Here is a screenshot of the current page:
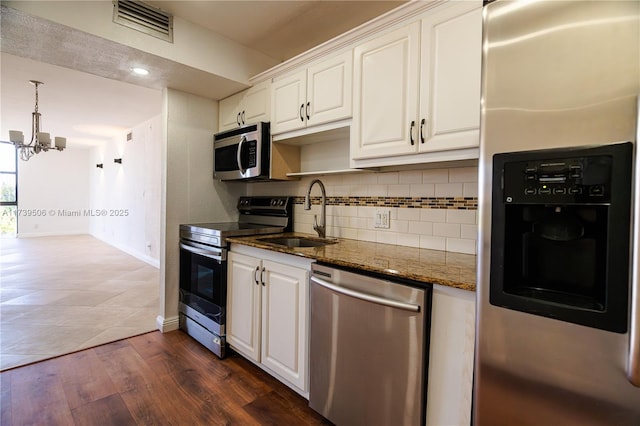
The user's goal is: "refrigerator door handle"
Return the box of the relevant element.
[629,95,640,387]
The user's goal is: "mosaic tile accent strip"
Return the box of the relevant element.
[294,196,478,210]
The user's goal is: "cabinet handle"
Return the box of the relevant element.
[306,102,310,120]
[237,112,241,126]
[420,118,425,144]
[261,267,266,286]
[300,104,305,122]
[241,110,245,125]
[254,266,260,285]
[410,120,416,145]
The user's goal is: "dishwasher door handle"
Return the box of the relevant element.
[310,276,421,312]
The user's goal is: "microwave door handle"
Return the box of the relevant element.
[629,95,640,387]
[236,135,247,175]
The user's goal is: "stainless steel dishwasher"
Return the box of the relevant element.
[309,263,432,426]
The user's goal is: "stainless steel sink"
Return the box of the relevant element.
[258,236,338,248]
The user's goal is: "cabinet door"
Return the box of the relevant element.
[243,80,271,125]
[219,90,245,132]
[271,70,307,134]
[227,252,262,362]
[351,22,421,160]
[261,259,309,392]
[426,285,475,426]
[419,4,482,152]
[306,51,353,127]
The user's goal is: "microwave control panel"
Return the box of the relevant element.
[502,154,613,204]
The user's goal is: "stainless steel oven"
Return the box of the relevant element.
[213,122,270,181]
[179,196,292,358]
[179,234,227,357]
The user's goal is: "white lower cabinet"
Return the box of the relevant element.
[227,249,311,395]
[228,245,476,410]
[426,284,476,426]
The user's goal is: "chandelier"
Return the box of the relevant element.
[9,80,66,161]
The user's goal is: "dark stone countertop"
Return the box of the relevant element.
[226,232,476,292]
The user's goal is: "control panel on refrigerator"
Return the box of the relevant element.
[503,155,613,204]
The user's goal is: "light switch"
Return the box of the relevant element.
[375,209,390,229]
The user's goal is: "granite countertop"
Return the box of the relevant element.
[226,232,476,291]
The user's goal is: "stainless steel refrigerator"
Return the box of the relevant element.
[475,1,640,424]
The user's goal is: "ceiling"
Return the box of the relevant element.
[0,0,405,149]
[145,1,405,62]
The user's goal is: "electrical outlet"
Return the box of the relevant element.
[374,209,390,229]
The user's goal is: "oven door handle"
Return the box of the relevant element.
[236,135,247,175]
[180,242,225,262]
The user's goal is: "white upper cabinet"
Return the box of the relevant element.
[419,5,482,153]
[218,80,271,132]
[219,90,244,131]
[351,22,421,158]
[351,1,482,166]
[306,52,353,128]
[271,50,353,135]
[270,69,307,134]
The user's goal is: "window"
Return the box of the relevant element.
[0,142,17,236]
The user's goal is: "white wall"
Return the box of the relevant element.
[16,115,163,265]
[158,88,244,332]
[90,115,162,266]
[17,147,91,237]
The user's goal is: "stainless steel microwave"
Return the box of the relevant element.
[213,122,270,181]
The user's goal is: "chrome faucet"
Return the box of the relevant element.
[304,179,326,238]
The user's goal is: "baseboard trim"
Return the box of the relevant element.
[156,315,179,333]
[91,234,160,268]
[17,231,87,238]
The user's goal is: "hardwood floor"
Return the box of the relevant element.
[0,330,331,426]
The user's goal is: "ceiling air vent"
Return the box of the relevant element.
[112,0,173,43]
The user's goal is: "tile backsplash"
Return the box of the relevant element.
[247,166,479,255]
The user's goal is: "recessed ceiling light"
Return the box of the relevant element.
[132,67,149,76]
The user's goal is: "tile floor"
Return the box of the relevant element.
[0,234,159,371]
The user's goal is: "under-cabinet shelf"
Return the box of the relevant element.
[286,168,368,177]
[272,122,367,177]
